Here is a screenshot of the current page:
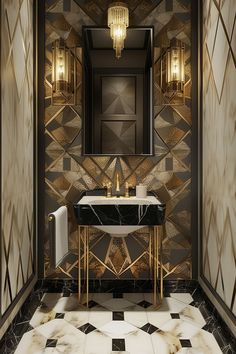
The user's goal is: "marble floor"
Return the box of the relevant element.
[9,291,227,354]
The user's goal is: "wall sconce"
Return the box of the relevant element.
[51,39,76,105]
[108,2,129,59]
[161,39,185,105]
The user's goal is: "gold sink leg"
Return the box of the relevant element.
[77,225,90,307]
[78,225,81,303]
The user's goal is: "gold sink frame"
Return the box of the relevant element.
[77,225,165,308]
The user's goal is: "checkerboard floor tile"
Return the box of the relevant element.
[13,293,223,354]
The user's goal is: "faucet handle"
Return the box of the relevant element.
[103,182,112,198]
[125,182,130,198]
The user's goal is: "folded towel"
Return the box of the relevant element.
[49,206,69,268]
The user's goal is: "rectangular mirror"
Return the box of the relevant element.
[83,26,153,156]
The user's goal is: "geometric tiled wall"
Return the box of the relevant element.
[44,0,193,280]
[202,0,236,315]
[1,0,35,315]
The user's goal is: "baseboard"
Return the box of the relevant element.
[199,275,236,337]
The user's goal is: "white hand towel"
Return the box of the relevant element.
[49,206,69,268]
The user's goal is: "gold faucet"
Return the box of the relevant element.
[124,182,130,198]
[116,173,120,193]
[104,182,112,198]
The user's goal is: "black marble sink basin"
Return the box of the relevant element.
[73,194,166,228]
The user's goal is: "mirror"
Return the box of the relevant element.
[83,27,153,156]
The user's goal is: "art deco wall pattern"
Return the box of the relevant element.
[202,0,236,316]
[44,0,192,280]
[1,0,34,315]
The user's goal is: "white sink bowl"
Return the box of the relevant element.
[78,196,160,205]
[78,196,160,237]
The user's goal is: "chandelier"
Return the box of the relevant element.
[108,2,129,59]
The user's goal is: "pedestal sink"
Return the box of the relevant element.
[73,195,165,237]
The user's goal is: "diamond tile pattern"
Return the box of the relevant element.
[44,0,192,280]
[202,1,236,317]
[1,0,34,315]
[14,292,223,354]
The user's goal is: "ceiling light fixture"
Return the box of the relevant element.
[108,2,129,59]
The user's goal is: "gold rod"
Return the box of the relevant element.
[86,226,89,307]
[153,226,157,306]
[78,226,81,302]
[149,227,152,277]
[160,224,164,300]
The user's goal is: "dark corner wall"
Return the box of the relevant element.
[201,0,236,336]
[0,0,37,337]
[43,0,195,281]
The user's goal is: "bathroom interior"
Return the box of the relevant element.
[0,0,236,353]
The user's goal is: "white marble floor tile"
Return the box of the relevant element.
[99,320,138,338]
[14,330,46,354]
[151,330,181,354]
[88,310,112,328]
[160,319,222,354]
[40,293,63,309]
[146,298,188,328]
[123,293,144,304]
[160,319,202,338]
[125,328,154,354]
[190,329,223,354]
[91,292,113,305]
[124,309,148,328]
[29,307,56,328]
[84,330,112,354]
[170,293,194,305]
[100,298,137,311]
[179,306,206,328]
[15,319,86,354]
[64,310,90,328]
[41,293,81,313]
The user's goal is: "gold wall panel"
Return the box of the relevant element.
[1,0,35,315]
[44,0,192,280]
[202,0,236,315]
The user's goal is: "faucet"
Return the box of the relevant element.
[103,182,112,198]
[116,173,120,193]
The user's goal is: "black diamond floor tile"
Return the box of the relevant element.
[180,339,192,348]
[113,293,123,298]
[113,311,124,321]
[45,339,57,348]
[78,323,97,334]
[112,338,125,351]
[137,300,152,308]
[86,300,99,308]
[140,323,159,334]
[55,313,65,319]
[170,313,180,319]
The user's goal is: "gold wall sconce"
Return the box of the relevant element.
[107,2,129,59]
[51,39,76,105]
[161,38,185,105]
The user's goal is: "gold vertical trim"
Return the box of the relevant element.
[78,226,81,302]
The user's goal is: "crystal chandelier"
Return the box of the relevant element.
[108,2,129,59]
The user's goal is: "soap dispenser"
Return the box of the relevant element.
[136,183,147,198]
